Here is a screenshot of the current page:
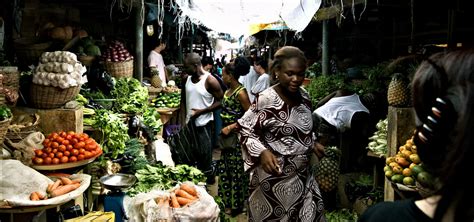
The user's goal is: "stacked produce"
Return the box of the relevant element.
[33,51,87,89]
[150,92,180,108]
[367,118,388,156]
[155,183,200,208]
[33,131,102,165]
[384,135,434,188]
[102,40,133,62]
[29,177,82,201]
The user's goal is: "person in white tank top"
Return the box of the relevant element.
[181,53,223,183]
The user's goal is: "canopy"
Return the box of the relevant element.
[175,0,321,38]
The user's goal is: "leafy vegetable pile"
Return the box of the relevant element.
[127,163,206,197]
[325,209,359,222]
[0,105,12,121]
[93,109,130,159]
[112,78,149,114]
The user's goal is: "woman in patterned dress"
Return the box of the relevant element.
[238,46,326,221]
[217,57,252,215]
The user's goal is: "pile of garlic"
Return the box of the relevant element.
[32,51,87,89]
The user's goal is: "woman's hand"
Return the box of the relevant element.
[260,150,282,175]
[221,125,232,135]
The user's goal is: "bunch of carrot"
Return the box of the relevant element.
[29,177,82,201]
[155,183,199,208]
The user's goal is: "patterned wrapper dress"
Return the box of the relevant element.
[238,87,326,222]
[218,85,249,212]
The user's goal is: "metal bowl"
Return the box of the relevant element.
[99,173,137,191]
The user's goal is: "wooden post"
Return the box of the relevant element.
[384,106,417,201]
[134,1,144,82]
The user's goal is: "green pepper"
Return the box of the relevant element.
[0,106,12,121]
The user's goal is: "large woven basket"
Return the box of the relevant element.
[105,59,134,78]
[0,117,12,144]
[30,84,81,109]
[14,38,52,68]
[6,113,40,143]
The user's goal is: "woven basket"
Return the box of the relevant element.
[14,38,52,68]
[105,59,134,78]
[30,84,81,109]
[79,55,96,66]
[0,117,12,144]
[0,67,20,91]
[6,114,40,143]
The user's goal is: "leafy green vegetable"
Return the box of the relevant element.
[140,107,162,140]
[93,109,130,159]
[305,74,345,107]
[112,78,149,114]
[0,106,12,121]
[325,209,359,222]
[127,163,206,197]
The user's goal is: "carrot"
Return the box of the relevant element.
[50,183,80,197]
[60,177,73,185]
[176,196,194,206]
[30,192,39,201]
[36,192,46,200]
[180,184,197,196]
[170,193,180,208]
[47,184,53,193]
[71,179,82,184]
[50,179,62,192]
[176,189,197,200]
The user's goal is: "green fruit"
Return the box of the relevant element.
[384,165,391,172]
[385,170,393,178]
[417,171,434,187]
[411,165,424,177]
[391,174,404,184]
[403,177,415,186]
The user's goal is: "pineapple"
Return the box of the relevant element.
[315,146,341,192]
[387,73,411,107]
[151,68,162,88]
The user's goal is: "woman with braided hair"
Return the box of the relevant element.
[360,49,474,222]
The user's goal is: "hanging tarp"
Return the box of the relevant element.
[174,0,321,37]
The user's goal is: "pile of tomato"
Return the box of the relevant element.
[33,131,102,165]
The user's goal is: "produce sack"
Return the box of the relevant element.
[125,182,219,222]
[0,159,91,207]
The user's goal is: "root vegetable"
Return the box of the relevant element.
[179,184,197,196]
[71,179,82,184]
[60,177,73,185]
[170,193,180,208]
[30,192,40,201]
[175,189,197,200]
[176,196,194,206]
[36,192,46,200]
[50,179,62,192]
[50,183,80,197]
[47,184,53,193]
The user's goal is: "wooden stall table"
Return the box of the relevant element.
[366,150,385,190]
[156,107,179,125]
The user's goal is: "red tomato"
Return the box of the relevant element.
[33,157,43,165]
[75,141,85,149]
[84,151,92,159]
[51,142,59,148]
[56,137,64,144]
[43,139,50,145]
[34,149,43,156]
[43,142,51,148]
[77,154,85,161]
[60,131,67,138]
[58,145,66,152]
[79,148,85,154]
[85,144,96,150]
[52,158,60,164]
[64,150,71,157]
[44,147,52,154]
[41,153,48,158]
[81,133,89,139]
[66,145,73,151]
[48,153,55,158]
[71,138,79,145]
[62,140,70,146]
[69,156,77,162]
[67,131,75,135]
[60,156,68,163]
[44,157,52,165]
[66,135,73,140]
[71,149,79,156]
[55,152,63,158]
[52,148,58,153]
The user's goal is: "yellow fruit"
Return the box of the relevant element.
[392,166,403,174]
[389,162,400,168]
[399,146,407,152]
[409,163,417,169]
[406,139,414,147]
[384,165,391,172]
[411,145,417,154]
[409,154,421,164]
[402,168,412,177]
[403,177,415,185]
[385,170,393,178]
[396,157,410,167]
[401,150,412,159]
[386,157,396,165]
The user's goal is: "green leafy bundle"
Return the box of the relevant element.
[305,74,345,107]
[112,78,149,114]
[93,109,130,159]
[0,106,12,121]
[127,163,205,197]
[140,107,162,139]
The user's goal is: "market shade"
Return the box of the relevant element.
[175,0,321,37]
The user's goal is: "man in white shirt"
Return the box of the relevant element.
[251,57,270,98]
[147,42,167,83]
[238,57,258,103]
